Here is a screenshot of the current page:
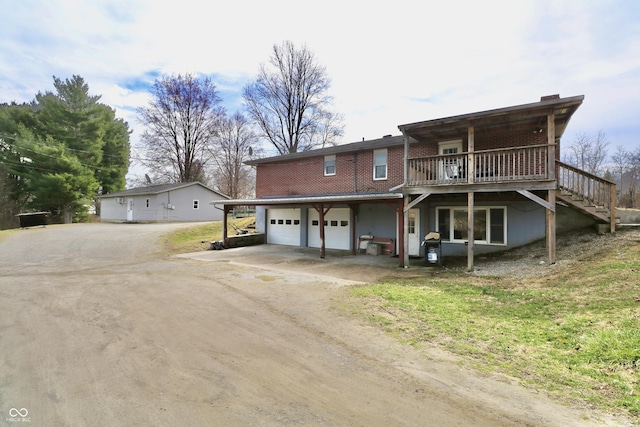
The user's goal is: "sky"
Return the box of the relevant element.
[1,0,639,183]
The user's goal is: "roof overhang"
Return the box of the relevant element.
[398,95,584,142]
[212,192,403,207]
[245,135,405,166]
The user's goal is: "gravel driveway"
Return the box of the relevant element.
[0,223,628,426]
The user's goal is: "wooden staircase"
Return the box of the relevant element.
[556,161,617,231]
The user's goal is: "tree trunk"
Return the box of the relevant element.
[64,206,73,224]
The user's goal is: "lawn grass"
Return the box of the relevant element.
[0,228,19,244]
[161,216,256,253]
[344,234,640,419]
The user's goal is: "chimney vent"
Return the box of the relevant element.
[540,94,560,102]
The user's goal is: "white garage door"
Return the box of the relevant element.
[308,208,350,250]
[267,208,301,246]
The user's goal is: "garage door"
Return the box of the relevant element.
[267,208,301,246]
[308,208,350,250]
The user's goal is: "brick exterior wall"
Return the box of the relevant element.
[255,129,555,198]
[255,146,406,198]
[406,129,549,155]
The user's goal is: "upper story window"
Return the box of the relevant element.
[324,155,336,176]
[193,200,199,209]
[373,149,387,180]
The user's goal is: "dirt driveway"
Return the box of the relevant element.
[0,223,628,426]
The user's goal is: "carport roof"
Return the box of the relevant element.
[212,192,403,207]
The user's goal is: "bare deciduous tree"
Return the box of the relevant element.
[611,145,630,188]
[564,130,609,176]
[209,112,257,199]
[137,73,225,183]
[627,147,640,208]
[243,41,344,155]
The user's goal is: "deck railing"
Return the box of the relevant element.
[407,144,552,186]
[557,161,616,210]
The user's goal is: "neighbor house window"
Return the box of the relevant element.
[145,198,150,208]
[193,200,199,209]
[324,155,336,176]
[373,149,387,180]
[436,207,506,245]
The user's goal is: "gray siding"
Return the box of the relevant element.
[99,198,128,222]
[425,201,597,257]
[252,199,598,256]
[354,203,398,241]
[100,185,227,222]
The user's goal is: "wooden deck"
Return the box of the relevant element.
[405,147,617,232]
[406,145,558,194]
[407,144,553,187]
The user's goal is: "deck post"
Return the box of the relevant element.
[402,197,408,268]
[467,125,475,184]
[467,192,474,272]
[222,205,230,247]
[610,184,617,234]
[403,135,409,184]
[547,113,556,180]
[318,204,326,259]
[546,189,557,264]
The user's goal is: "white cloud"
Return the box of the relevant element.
[1,0,639,180]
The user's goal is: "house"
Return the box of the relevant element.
[217,95,616,270]
[99,182,229,223]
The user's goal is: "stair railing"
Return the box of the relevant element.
[557,161,616,210]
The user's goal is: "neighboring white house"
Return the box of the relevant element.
[98,182,229,223]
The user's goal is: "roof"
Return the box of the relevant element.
[98,182,230,199]
[398,95,584,141]
[212,192,403,207]
[246,95,584,166]
[245,135,405,165]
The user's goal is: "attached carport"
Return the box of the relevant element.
[213,193,406,267]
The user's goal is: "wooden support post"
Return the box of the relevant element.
[396,200,410,268]
[222,205,230,247]
[547,113,556,180]
[546,189,557,264]
[610,184,617,234]
[403,196,409,268]
[318,204,326,259]
[467,125,474,184]
[403,135,409,184]
[467,192,474,272]
[312,203,333,259]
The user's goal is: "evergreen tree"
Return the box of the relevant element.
[96,105,130,194]
[0,76,130,225]
[0,103,37,228]
[14,126,99,223]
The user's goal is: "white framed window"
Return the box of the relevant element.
[145,198,150,208]
[193,200,199,209]
[324,155,336,176]
[373,149,387,180]
[436,206,506,245]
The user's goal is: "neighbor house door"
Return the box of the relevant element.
[127,198,134,221]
